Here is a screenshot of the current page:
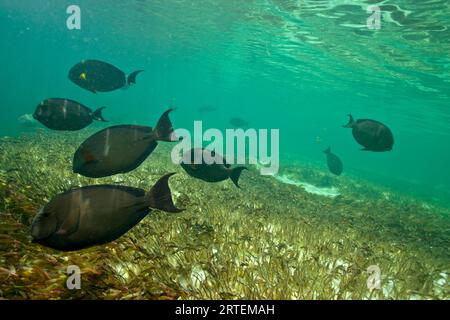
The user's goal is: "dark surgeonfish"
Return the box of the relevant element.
[73,108,176,178]
[343,114,394,152]
[69,59,144,93]
[31,173,183,251]
[198,105,217,113]
[33,98,108,131]
[180,148,247,188]
[229,118,249,128]
[323,147,343,176]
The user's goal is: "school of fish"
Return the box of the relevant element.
[30,59,395,251]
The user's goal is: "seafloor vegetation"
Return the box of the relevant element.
[0,129,448,299]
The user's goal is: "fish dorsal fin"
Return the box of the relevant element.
[56,207,80,236]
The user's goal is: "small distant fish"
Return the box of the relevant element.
[33,98,108,131]
[323,147,343,176]
[198,105,217,113]
[180,148,247,188]
[343,114,394,152]
[18,114,38,127]
[229,118,249,128]
[31,173,183,251]
[68,59,144,93]
[73,108,176,178]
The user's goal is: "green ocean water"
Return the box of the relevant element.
[0,1,449,300]
[1,1,449,207]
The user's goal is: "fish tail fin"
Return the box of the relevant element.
[343,114,355,128]
[146,173,184,213]
[127,70,144,85]
[323,147,331,154]
[154,108,176,142]
[92,107,108,122]
[229,166,248,188]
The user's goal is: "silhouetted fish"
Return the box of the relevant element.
[229,118,249,128]
[198,105,217,113]
[73,108,176,178]
[69,60,143,93]
[180,148,247,188]
[343,114,394,152]
[33,98,108,131]
[31,173,183,251]
[323,147,343,176]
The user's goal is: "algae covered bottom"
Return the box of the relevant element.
[0,131,448,300]
[1,0,450,301]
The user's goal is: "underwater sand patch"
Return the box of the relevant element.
[274,174,340,198]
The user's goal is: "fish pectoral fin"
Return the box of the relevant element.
[81,148,101,164]
[56,207,81,236]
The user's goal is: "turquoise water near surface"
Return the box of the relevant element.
[0,1,449,206]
